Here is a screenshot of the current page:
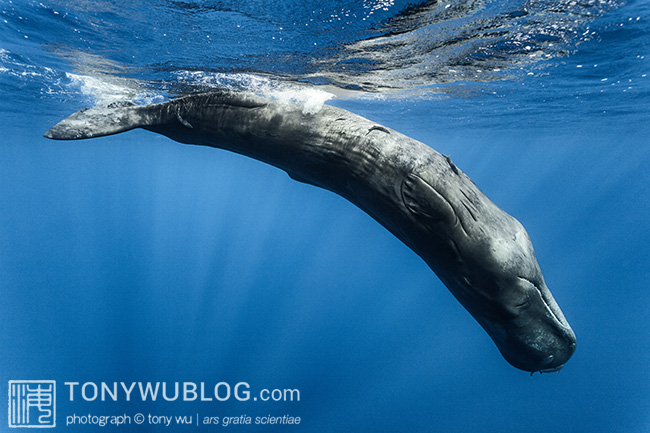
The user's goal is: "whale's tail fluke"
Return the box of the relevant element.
[44,101,153,140]
[44,92,266,141]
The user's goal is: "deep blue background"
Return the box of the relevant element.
[1,0,649,431]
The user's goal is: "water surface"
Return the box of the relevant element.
[1,0,649,431]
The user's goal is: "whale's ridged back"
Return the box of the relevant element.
[44,101,152,140]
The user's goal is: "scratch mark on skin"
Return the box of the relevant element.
[176,110,193,128]
[367,125,391,135]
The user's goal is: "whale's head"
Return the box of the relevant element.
[402,161,576,373]
[458,224,577,373]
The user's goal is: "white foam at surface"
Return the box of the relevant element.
[65,72,162,106]
[174,70,335,114]
[63,70,336,113]
[265,87,336,115]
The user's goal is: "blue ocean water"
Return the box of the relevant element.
[1,0,649,431]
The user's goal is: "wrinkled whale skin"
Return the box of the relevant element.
[45,92,576,372]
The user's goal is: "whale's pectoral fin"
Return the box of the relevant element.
[44,101,152,140]
[401,173,456,224]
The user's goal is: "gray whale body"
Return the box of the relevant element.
[45,91,576,373]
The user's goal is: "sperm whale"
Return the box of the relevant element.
[45,91,576,372]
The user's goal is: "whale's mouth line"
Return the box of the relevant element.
[531,359,565,375]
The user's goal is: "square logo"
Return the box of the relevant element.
[8,381,56,428]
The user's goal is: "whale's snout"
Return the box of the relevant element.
[537,336,577,374]
[477,275,577,373]
[480,313,576,373]
[517,322,577,374]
